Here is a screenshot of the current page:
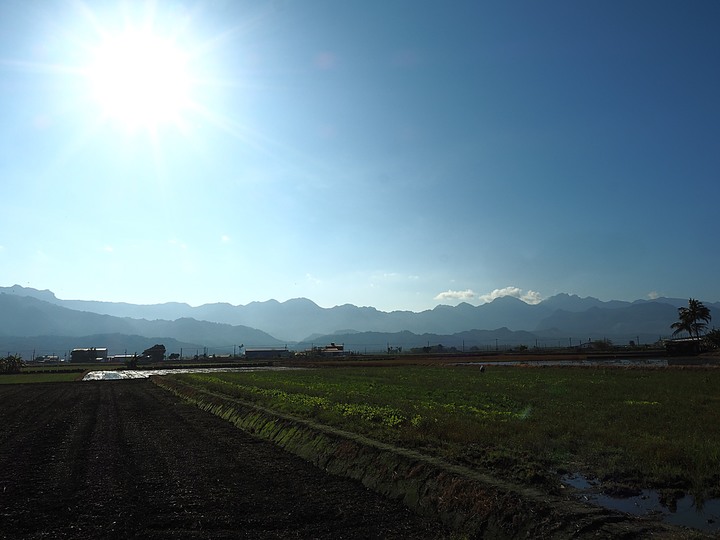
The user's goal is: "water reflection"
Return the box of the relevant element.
[563,474,720,533]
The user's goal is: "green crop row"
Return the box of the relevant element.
[173,366,720,500]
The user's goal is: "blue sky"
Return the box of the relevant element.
[1,1,718,312]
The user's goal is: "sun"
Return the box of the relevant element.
[88,29,192,132]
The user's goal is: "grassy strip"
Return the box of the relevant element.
[173,365,720,500]
[154,375,676,539]
[0,372,83,383]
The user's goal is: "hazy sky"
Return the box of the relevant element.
[1,1,718,312]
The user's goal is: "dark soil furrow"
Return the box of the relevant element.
[0,380,450,539]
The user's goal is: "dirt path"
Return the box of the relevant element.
[0,380,450,539]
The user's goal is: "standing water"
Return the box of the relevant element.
[563,474,720,533]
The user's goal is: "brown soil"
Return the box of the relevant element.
[0,380,451,539]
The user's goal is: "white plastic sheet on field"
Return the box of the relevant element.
[82,366,299,381]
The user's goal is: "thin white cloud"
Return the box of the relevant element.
[220,234,231,243]
[647,291,660,300]
[434,287,543,305]
[522,290,543,304]
[477,286,543,305]
[434,289,476,301]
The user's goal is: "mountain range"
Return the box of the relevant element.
[1,285,717,357]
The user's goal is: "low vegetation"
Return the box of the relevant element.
[0,354,24,374]
[174,365,720,501]
[0,372,82,383]
[0,355,91,383]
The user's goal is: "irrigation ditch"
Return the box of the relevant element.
[152,376,700,539]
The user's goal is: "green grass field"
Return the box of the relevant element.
[175,365,720,500]
[0,372,83,383]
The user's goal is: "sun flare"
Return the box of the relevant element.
[88,30,191,131]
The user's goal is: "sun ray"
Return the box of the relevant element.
[0,58,85,76]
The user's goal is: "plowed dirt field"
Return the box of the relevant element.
[0,380,450,539]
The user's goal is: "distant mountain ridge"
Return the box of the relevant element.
[1,285,717,351]
[0,293,284,356]
[0,334,200,360]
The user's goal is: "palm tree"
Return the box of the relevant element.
[671,298,712,342]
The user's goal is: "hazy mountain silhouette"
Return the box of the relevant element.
[1,285,717,349]
[0,334,200,359]
[540,293,631,311]
[0,293,283,355]
[535,303,681,340]
[296,327,542,352]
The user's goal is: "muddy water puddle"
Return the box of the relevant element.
[563,473,720,533]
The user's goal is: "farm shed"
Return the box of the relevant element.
[245,347,292,360]
[70,347,108,363]
[664,338,703,356]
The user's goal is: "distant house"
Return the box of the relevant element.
[244,347,292,360]
[70,347,108,363]
[310,343,348,357]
